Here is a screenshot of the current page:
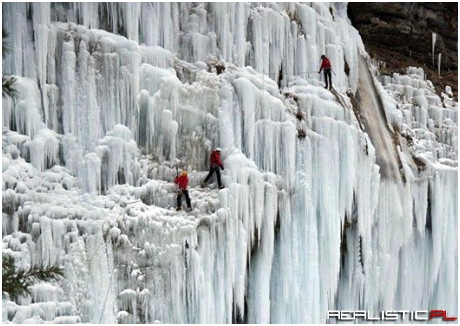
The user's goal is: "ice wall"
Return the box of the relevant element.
[2,2,457,324]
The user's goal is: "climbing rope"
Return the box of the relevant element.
[98,268,115,323]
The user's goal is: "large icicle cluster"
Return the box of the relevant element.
[2,2,457,324]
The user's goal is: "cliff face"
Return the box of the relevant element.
[1,3,457,324]
[348,3,458,98]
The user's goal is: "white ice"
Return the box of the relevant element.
[2,2,457,324]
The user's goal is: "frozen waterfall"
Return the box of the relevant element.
[2,2,457,324]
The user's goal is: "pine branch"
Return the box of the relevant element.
[2,75,18,99]
[2,29,17,99]
[3,29,11,59]
[2,253,64,301]
[25,264,65,283]
[2,253,29,301]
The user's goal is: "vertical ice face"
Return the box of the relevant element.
[2,2,457,324]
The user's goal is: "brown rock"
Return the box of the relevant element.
[347,3,458,99]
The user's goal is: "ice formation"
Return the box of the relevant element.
[2,3,457,324]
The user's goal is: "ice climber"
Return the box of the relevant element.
[201,147,225,189]
[175,171,192,211]
[318,54,333,89]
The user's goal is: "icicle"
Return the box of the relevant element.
[432,32,436,67]
[29,129,59,171]
[61,36,77,136]
[438,52,441,77]
[122,3,141,42]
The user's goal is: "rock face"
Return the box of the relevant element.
[348,3,458,98]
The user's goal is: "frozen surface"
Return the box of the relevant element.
[2,2,457,324]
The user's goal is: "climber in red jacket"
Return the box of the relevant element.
[201,147,224,189]
[318,54,333,89]
[175,171,192,211]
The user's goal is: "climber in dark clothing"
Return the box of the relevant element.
[201,147,224,189]
[175,171,192,211]
[318,54,333,89]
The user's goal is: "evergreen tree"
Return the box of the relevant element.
[2,29,18,99]
[2,75,17,98]
[2,253,64,301]
[2,29,11,58]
